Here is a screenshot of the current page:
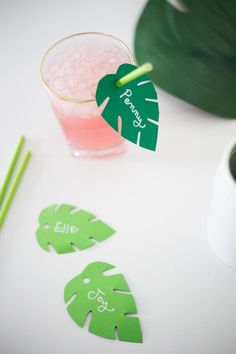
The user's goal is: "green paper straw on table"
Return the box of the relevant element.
[0,136,25,206]
[0,137,31,230]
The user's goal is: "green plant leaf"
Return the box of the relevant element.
[36,204,115,254]
[135,0,236,118]
[96,63,159,151]
[64,261,142,343]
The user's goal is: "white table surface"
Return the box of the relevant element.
[0,1,236,353]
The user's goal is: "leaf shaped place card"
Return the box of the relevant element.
[96,62,159,151]
[36,204,115,254]
[64,261,142,343]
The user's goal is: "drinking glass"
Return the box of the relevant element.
[41,32,133,157]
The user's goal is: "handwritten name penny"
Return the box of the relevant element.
[119,89,146,129]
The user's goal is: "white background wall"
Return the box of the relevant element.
[0,1,236,353]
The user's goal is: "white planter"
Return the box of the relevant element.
[208,138,236,268]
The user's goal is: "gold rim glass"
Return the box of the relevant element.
[40,32,134,104]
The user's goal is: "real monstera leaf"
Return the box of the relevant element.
[36,204,115,254]
[96,63,159,151]
[64,261,143,343]
[135,0,236,118]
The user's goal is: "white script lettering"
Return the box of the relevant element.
[88,288,115,313]
[119,89,146,129]
[54,222,78,234]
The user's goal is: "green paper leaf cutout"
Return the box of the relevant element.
[64,261,143,343]
[36,204,115,254]
[96,63,159,151]
[135,0,236,118]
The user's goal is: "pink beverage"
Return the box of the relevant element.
[41,33,133,157]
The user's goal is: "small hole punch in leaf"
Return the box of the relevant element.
[96,63,159,151]
[64,261,143,343]
[36,204,115,254]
